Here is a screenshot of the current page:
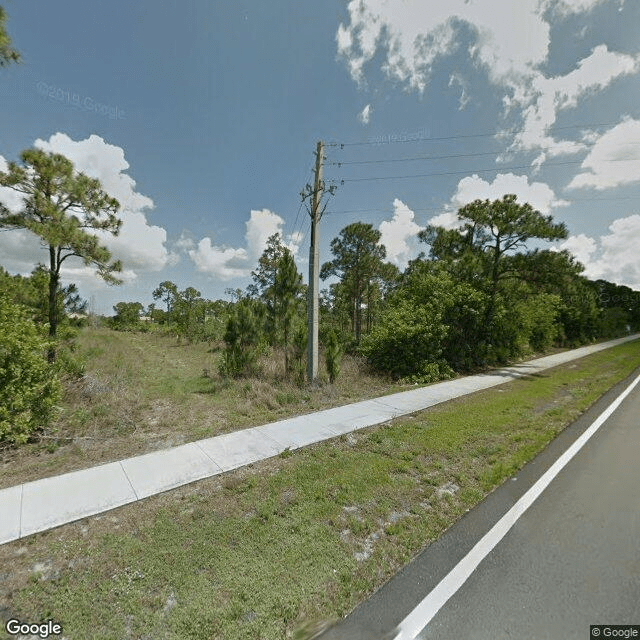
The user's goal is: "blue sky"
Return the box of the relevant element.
[1,0,639,314]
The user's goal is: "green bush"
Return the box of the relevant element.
[359,299,449,378]
[219,299,262,377]
[0,300,62,444]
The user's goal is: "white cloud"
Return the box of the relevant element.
[427,210,461,230]
[567,118,640,190]
[188,208,303,280]
[1,134,174,280]
[511,45,639,157]
[427,172,567,230]
[450,173,568,213]
[35,133,153,215]
[0,228,45,275]
[560,215,640,289]
[337,0,551,92]
[175,232,195,252]
[378,198,422,267]
[358,103,372,124]
[189,239,249,280]
[0,155,27,214]
[336,1,640,164]
[558,233,598,266]
[543,0,614,16]
[32,133,174,273]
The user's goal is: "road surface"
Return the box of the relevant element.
[321,367,640,640]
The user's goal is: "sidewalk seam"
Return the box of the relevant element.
[118,461,140,501]
[192,441,223,472]
[18,483,24,539]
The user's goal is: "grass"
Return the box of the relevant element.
[0,326,409,489]
[1,339,639,639]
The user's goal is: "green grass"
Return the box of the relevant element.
[0,327,405,489]
[1,339,639,639]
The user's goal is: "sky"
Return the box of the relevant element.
[1,0,639,314]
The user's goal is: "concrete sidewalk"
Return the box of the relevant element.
[1,334,638,545]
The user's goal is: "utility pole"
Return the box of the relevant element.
[307,140,324,382]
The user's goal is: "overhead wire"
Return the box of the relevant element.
[329,157,638,184]
[324,195,640,217]
[287,163,315,245]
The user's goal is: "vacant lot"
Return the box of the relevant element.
[0,326,411,489]
[1,338,639,640]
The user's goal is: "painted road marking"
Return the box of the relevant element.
[394,372,640,640]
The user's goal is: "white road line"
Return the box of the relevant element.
[394,372,640,640]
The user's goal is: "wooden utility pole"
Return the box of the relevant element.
[307,140,324,382]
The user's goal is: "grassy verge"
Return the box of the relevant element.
[1,339,639,639]
[0,327,408,489]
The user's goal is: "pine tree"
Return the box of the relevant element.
[320,223,387,343]
[248,233,286,346]
[0,149,122,360]
[274,249,303,375]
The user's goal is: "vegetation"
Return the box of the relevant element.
[352,196,638,377]
[2,339,639,639]
[0,5,20,67]
[0,300,61,444]
[220,296,263,378]
[320,222,394,343]
[0,148,122,360]
[324,329,341,384]
[0,326,405,488]
[2,184,639,449]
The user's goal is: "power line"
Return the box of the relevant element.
[331,157,639,184]
[327,141,640,168]
[324,195,640,217]
[287,163,315,243]
[328,149,500,167]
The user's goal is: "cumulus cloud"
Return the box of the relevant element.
[559,215,640,289]
[378,199,422,267]
[358,103,372,124]
[174,232,196,252]
[426,173,568,230]
[34,133,153,213]
[32,133,176,273]
[336,0,639,164]
[188,209,303,280]
[452,173,568,212]
[543,0,615,16]
[511,45,639,158]
[0,155,25,214]
[558,233,598,266]
[567,118,640,190]
[1,134,175,282]
[337,0,550,91]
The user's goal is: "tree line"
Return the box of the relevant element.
[1,145,639,445]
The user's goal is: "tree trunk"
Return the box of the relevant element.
[355,283,362,343]
[483,240,503,346]
[284,323,289,376]
[47,246,59,363]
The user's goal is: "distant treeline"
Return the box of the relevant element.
[101,196,639,382]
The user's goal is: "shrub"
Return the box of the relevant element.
[359,299,449,378]
[0,300,62,444]
[219,299,262,377]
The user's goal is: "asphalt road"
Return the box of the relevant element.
[320,367,640,640]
